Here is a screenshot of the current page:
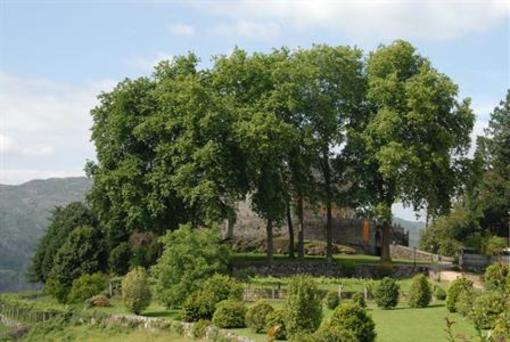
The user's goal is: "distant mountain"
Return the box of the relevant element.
[0,177,91,291]
[392,217,426,248]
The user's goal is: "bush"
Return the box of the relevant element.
[121,267,151,314]
[67,272,108,303]
[151,225,230,308]
[266,308,287,340]
[484,263,509,292]
[433,286,446,300]
[182,274,243,322]
[352,292,367,308]
[324,291,340,310]
[320,302,376,342]
[191,319,211,339]
[408,274,432,308]
[492,310,510,341]
[86,294,110,308]
[455,287,477,317]
[374,277,399,309]
[446,277,473,313]
[212,300,247,328]
[285,275,322,336]
[109,242,132,275]
[246,300,274,333]
[471,292,507,331]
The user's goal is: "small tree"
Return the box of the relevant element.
[212,300,247,328]
[446,277,473,313]
[122,267,151,314]
[324,291,340,310]
[374,277,399,309]
[285,275,322,336]
[68,272,108,303]
[352,292,367,308]
[408,274,432,308]
[320,303,376,342]
[109,242,132,275]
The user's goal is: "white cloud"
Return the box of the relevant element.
[126,52,174,72]
[195,0,510,42]
[212,20,281,41]
[167,23,195,36]
[0,71,115,184]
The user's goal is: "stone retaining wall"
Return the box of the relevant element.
[390,244,453,263]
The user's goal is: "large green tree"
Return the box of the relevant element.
[353,40,474,261]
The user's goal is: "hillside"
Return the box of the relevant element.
[0,177,91,291]
[392,217,426,248]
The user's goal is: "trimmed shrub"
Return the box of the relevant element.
[212,300,247,328]
[86,294,110,308]
[374,277,399,309]
[121,267,151,314]
[455,287,477,317]
[246,300,274,333]
[433,286,446,300]
[352,292,367,308]
[191,319,211,339]
[471,292,507,331]
[68,272,108,303]
[446,277,473,313]
[324,291,340,310]
[484,263,509,292]
[321,303,376,342]
[182,274,243,322]
[285,275,322,336]
[408,274,432,308]
[266,309,287,340]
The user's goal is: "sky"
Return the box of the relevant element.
[0,0,509,221]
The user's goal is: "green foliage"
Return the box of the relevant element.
[492,310,510,341]
[374,277,399,309]
[29,201,97,284]
[108,242,132,275]
[285,275,322,336]
[446,277,473,313]
[433,286,447,300]
[321,302,376,342]
[191,319,211,339]
[482,236,508,257]
[455,287,477,317]
[121,267,151,314]
[408,274,432,308]
[67,273,108,303]
[471,292,507,331]
[245,300,274,333]
[182,274,243,322]
[152,225,230,308]
[266,308,287,340]
[324,291,340,310]
[45,225,107,302]
[352,292,367,308]
[484,263,510,292]
[212,300,247,328]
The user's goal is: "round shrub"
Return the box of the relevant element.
[433,286,446,300]
[492,310,510,340]
[182,274,243,322]
[322,302,376,342]
[455,287,477,317]
[408,274,432,308]
[324,291,340,310]
[191,319,211,339]
[471,292,507,330]
[266,308,287,340]
[86,294,110,308]
[446,277,473,313]
[212,300,247,328]
[374,277,399,309]
[285,275,322,336]
[68,272,108,303]
[245,300,274,333]
[352,292,367,308]
[484,263,509,292]
[121,267,151,314]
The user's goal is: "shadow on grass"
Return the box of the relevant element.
[378,303,445,311]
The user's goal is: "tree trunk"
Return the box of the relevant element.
[380,221,392,262]
[266,219,273,266]
[323,154,333,263]
[287,204,295,259]
[297,195,305,260]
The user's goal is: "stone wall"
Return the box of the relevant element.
[390,244,454,263]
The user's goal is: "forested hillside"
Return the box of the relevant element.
[0,177,90,291]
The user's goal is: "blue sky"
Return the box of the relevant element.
[1,0,509,221]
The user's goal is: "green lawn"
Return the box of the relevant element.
[0,322,8,334]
